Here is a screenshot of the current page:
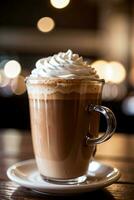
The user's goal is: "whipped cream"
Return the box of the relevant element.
[30,50,99,79]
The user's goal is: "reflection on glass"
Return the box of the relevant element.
[88,161,100,173]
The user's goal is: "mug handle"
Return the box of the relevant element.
[85,104,116,145]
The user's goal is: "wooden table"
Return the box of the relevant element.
[0,129,134,200]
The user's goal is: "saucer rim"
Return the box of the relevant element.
[7,159,121,194]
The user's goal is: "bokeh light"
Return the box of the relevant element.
[128,67,134,87]
[92,60,126,83]
[0,85,13,97]
[50,0,70,9]
[102,83,127,101]
[11,76,26,95]
[0,69,10,87]
[91,60,108,80]
[108,61,126,83]
[0,59,9,68]
[37,17,55,33]
[122,95,134,115]
[4,60,21,78]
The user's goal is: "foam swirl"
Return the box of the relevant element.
[30,50,99,79]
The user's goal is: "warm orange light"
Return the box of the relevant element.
[50,0,70,9]
[92,60,126,83]
[91,60,108,79]
[37,17,55,33]
[107,61,126,83]
[128,67,134,86]
[11,76,26,95]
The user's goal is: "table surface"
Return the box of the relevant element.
[0,129,134,200]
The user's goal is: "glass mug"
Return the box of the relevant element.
[26,77,116,184]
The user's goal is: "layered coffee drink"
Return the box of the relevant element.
[26,50,115,183]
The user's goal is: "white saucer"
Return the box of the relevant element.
[7,159,120,195]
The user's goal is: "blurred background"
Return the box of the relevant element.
[0,0,134,133]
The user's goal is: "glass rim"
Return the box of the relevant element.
[25,76,105,84]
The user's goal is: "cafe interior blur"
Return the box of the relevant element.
[0,0,134,133]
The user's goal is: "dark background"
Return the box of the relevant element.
[0,0,134,133]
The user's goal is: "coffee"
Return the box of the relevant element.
[26,50,116,184]
[27,78,102,179]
